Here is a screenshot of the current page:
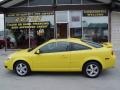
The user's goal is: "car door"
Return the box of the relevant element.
[32,41,70,71]
[69,42,92,71]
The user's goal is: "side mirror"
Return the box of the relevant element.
[35,50,41,54]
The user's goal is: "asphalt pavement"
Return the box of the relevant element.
[0,50,120,90]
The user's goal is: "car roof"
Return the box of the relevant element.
[48,38,81,42]
[46,38,94,49]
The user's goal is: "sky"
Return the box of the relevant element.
[0,14,4,31]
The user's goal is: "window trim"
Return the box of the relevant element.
[81,39,103,48]
[39,41,70,54]
[69,42,92,51]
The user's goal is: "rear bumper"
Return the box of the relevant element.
[103,55,116,70]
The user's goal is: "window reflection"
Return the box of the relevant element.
[5,12,54,49]
[0,14,4,49]
[5,10,109,50]
[83,0,103,4]
[57,0,81,4]
[70,11,82,38]
[82,10,108,43]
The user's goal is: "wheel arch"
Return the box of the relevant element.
[13,60,31,71]
[82,60,103,71]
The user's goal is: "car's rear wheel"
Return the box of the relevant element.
[83,62,102,78]
[14,61,30,76]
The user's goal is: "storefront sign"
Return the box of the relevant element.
[83,10,108,17]
[7,22,50,29]
[6,12,54,17]
[15,16,42,22]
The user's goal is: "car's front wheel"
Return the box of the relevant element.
[83,62,102,78]
[0,44,4,49]
[14,61,30,76]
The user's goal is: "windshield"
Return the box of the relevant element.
[81,39,103,48]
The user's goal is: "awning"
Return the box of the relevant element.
[87,23,108,29]
[0,0,25,8]
[0,0,120,12]
[0,0,113,8]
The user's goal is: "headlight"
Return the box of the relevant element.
[8,56,12,60]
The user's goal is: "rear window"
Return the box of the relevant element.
[81,40,103,48]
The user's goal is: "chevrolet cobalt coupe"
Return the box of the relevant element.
[4,38,116,78]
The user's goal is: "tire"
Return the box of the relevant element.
[0,44,4,49]
[83,62,102,78]
[14,61,31,76]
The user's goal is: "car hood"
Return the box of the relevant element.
[10,49,30,58]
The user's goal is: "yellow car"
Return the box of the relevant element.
[4,38,116,78]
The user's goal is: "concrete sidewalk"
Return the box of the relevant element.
[0,50,14,56]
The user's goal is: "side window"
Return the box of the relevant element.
[40,42,69,53]
[70,43,91,51]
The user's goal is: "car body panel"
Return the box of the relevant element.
[4,38,116,72]
[30,51,70,71]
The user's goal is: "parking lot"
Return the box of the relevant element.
[0,50,120,90]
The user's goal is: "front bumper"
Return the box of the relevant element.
[4,60,13,70]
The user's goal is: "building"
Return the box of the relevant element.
[0,0,120,50]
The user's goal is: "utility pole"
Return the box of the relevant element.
[53,0,57,39]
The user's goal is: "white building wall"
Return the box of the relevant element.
[111,12,120,50]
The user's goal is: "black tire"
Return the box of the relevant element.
[82,62,102,78]
[0,44,2,49]
[13,61,31,76]
[0,44,4,49]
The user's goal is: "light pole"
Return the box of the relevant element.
[53,0,57,39]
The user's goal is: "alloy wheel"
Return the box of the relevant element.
[86,64,99,77]
[15,62,29,76]
[83,62,101,78]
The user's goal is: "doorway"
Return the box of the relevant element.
[57,23,68,38]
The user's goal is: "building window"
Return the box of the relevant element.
[5,12,54,49]
[0,14,4,49]
[83,0,103,4]
[72,0,81,4]
[29,0,53,5]
[82,10,109,43]
[57,0,71,4]
[4,9,109,50]
[70,11,82,38]
[57,0,81,4]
